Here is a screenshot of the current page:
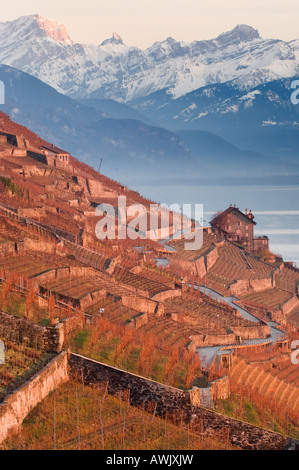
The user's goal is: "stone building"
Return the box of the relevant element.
[42,144,70,165]
[210,204,269,254]
[253,235,269,253]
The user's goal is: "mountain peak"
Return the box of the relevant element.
[112,32,123,43]
[34,14,73,44]
[100,32,124,46]
[216,24,260,46]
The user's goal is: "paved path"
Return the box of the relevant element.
[195,285,286,368]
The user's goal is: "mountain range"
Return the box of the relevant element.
[0,15,299,102]
[0,64,196,183]
[0,14,298,185]
[130,78,299,160]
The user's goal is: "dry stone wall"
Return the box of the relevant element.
[229,278,273,296]
[0,242,17,256]
[0,352,68,445]
[205,247,218,271]
[69,353,189,417]
[0,311,65,353]
[210,376,230,400]
[194,257,207,277]
[231,323,270,340]
[121,295,158,315]
[281,295,299,316]
[0,311,45,348]
[187,405,297,450]
[69,353,298,450]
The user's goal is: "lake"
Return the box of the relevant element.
[133,182,299,267]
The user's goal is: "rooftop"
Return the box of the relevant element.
[210,205,256,226]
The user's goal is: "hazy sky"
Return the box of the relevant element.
[1,0,299,48]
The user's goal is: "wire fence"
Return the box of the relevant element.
[0,329,54,403]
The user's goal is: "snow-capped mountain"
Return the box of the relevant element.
[129,77,299,160]
[0,15,299,102]
[0,64,197,181]
[0,62,298,185]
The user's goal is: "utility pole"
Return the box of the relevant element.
[98,158,103,173]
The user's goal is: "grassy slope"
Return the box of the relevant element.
[2,380,238,450]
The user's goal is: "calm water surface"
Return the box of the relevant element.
[134,183,299,267]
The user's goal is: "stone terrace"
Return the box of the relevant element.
[163,294,254,335]
[203,243,275,289]
[241,288,294,311]
[275,265,299,294]
[168,230,218,262]
[113,265,172,297]
[0,253,76,279]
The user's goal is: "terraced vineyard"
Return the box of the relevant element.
[229,359,299,425]
[41,270,137,306]
[275,267,299,294]
[0,110,298,451]
[288,305,299,327]
[262,359,299,387]
[2,380,238,450]
[0,337,53,402]
[138,266,175,288]
[241,288,293,311]
[0,255,55,279]
[143,318,202,349]
[85,298,140,325]
[0,253,79,279]
[63,240,112,272]
[113,265,171,297]
[42,276,103,300]
[168,230,217,261]
[163,294,253,335]
[203,244,275,289]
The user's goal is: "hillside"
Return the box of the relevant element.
[0,15,298,180]
[0,65,195,181]
[131,78,299,162]
[0,113,298,449]
[2,379,239,450]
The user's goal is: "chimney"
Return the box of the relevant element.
[245,208,248,215]
[248,210,254,220]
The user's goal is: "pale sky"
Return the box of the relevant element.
[1,0,299,48]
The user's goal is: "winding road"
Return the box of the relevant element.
[195,285,286,368]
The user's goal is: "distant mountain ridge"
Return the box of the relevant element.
[0,63,297,186]
[0,15,298,102]
[130,78,299,160]
[0,64,197,183]
[0,15,298,184]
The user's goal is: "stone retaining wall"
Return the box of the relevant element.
[69,353,298,450]
[231,323,270,340]
[69,353,189,417]
[229,278,272,296]
[194,257,207,278]
[0,352,69,445]
[0,310,45,348]
[0,311,65,353]
[281,295,299,316]
[189,333,236,348]
[151,289,181,302]
[210,376,230,400]
[205,247,218,271]
[121,295,158,315]
[0,242,17,256]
